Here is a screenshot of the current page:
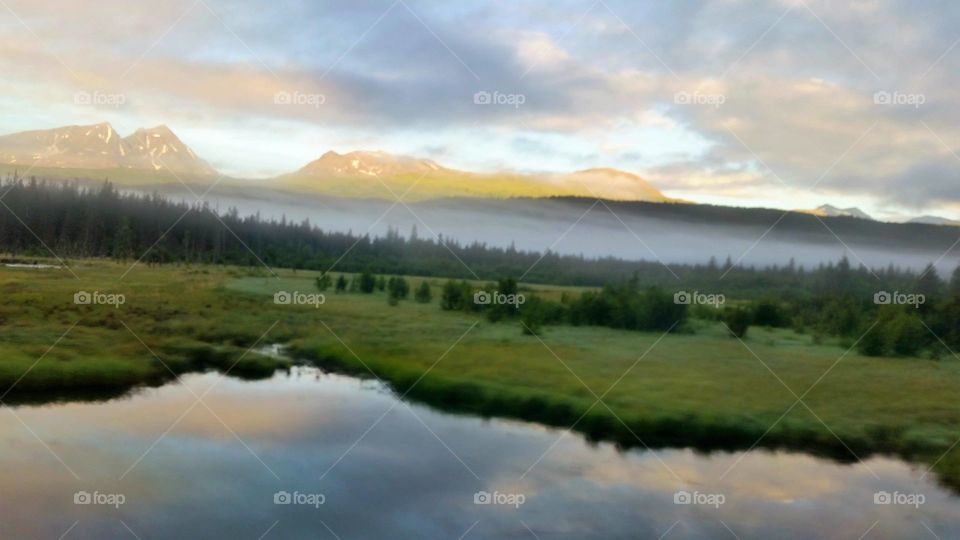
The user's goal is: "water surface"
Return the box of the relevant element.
[1,367,957,539]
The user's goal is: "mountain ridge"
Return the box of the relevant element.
[278,150,674,202]
[798,204,873,221]
[1,123,957,225]
[0,123,216,176]
[909,215,960,227]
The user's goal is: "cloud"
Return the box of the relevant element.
[0,0,958,216]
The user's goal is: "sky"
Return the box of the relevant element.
[0,0,959,221]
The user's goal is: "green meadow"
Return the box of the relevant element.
[2,259,959,488]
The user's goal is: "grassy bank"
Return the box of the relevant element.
[0,259,295,400]
[2,259,960,489]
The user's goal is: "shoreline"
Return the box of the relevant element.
[285,342,960,493]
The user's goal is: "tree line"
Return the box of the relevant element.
[2,178,954,300]
[7,178,959,357]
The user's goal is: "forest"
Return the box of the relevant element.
[1,178,954,295]
[4,177,960,358]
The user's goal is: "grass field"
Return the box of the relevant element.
[2,258,960,488]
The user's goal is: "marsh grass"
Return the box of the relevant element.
[2,259,960,488]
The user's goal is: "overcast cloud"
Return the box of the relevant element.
[0,0,958,219]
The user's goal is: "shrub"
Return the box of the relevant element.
[315,273,331,292]
[414,281,432,303]
[856,321,886,356]
[751,298,787,327]
[885,312,926,356]
[440,280,475,311]
[359,270,377,293]
[723,307,751,338]
[387,276,410,305]
[566,284,686,332]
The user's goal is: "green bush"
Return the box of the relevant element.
[856,321,886,356]
[440,280,475,311]
[359,270,377,293]
[751,298,787,327]
[387,276,410,305]
[886,312,926,356]
[723,307,751,338]
[314,274,331,292]
[414,281,432,303]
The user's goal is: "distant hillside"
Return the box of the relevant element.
[800,204,873,221]
[909,215,960,227]
[276,150,675,202]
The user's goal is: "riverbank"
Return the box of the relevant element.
[2,259,959,489]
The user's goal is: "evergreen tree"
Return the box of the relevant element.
[113,218,134,260]
[387,276,410,304]
[441,280,464,310]
[917,263,945,300]
[315,273,332,291]
[359,270,376,293]
[414,281,432,303]
[857,321,886,356]
[723,307,751,338]
[950,264,960,296]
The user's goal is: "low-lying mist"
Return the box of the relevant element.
[151,183,960,275]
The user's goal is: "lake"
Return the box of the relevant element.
[1,364,957,539]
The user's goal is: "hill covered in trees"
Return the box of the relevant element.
[1,178,957,302]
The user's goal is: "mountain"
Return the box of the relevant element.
[277,150,673,202]
[120,125,216,175]
[909,215,960,227]
[802,204,873,220]
[549,168,670,202]
[0,123,216,177]
[298,150,447,177]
